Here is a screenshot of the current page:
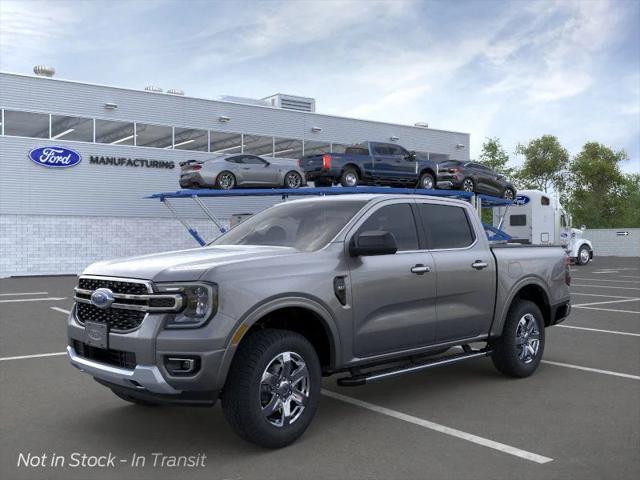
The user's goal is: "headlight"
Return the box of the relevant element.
[156,282,218,328]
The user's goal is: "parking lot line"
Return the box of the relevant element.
[619,275,640,279]
[0,296,67,304]
[556,325,640,337]
[541,361,640,380]
[573,306,640,314]
[51,307,71,315]
[571,284,640,291]
[0,352,66,362]
[0,291,49,296]
[573,298,640,307]
[571,292,637,299]
[321,388,553,464]
[571,278,640,284]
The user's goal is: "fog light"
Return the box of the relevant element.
[165,356,199,376]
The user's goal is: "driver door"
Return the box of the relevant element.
[241,155,276,185]
[347,201,437,357]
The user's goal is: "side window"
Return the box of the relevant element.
[510,215,527,226]
[373,144,391,155]
[541,196,550,206]
[417,203,475,249]
[345,147,369,156]
[226,156,244,164]
[243,155,267,165]
[356,203,419,251]
[387,145,406,156]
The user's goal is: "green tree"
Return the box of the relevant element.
[515,135,569,193]
[479,137,514,177]
[566,142,629,228]
[616,174,640,228]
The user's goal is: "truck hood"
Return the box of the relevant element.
[82,245,299,282]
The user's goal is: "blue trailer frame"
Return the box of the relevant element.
[147,187,512,246]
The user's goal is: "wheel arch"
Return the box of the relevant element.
[342,163,362,178]
[419,167,436,178]
[492,280,553,336]
[217,297,340,386]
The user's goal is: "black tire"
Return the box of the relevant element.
[216,171,236,190]
[221,329,321,448]
[111,390,160,406]
[490,300,545,378]
[461,177,475,193]
[314,178,333,187]
[417,172,435,190]
[576,245,591,266]
[340,168,359,187]
[283,171,303,189]
[503,187,515,200]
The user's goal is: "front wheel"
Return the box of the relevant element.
[576,245,591,265]
[417,172,435,190]
[462,177,475,193]
[490,300,545,378]
[284,171,303,189]
[503,187,515,200]
[221,329,321,448]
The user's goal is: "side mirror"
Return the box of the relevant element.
[405,151,417,161]
[581,224,586,231]
[349,230,398,257]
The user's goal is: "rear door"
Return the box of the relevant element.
[415,201,496,342]
[370,143,395,183]
[347,201,437,357]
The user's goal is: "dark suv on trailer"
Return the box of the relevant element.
[437,160,516,199]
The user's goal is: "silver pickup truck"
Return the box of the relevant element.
[67,194,571,448]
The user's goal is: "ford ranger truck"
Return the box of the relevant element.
[299,141,440,189]
[67,194,571,448]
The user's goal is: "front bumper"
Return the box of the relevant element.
[67,345,180,394]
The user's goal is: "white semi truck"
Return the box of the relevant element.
[493,189,594,265]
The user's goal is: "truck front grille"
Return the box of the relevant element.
[76,302,145,331]
[78,277,148,295]
[73,340,137,369]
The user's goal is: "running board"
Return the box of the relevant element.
[337,348,492,386]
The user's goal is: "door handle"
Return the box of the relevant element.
[471,260,488,270]
[411,264,431,275]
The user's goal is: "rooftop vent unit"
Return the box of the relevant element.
[414,122,429,128]
[262,94,316,113]
[33,65,55,78]
[144,85,163,93]
[167,89,185,96]
[215,95,270,107]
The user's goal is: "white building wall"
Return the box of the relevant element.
[586,228,640,257]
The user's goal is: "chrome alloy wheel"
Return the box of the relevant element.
[421,175,434,189]
[516,313,540,364]
[504,188,515,200]
[285,172,302,189]
[344,172,358,187]
[218,172,235,189]
[579,247,590,264]
[462,178,474,192]
[260,351,310,427]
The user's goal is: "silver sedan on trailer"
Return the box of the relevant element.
[179,154,306,190]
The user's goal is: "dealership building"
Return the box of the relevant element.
[0,69,470,277]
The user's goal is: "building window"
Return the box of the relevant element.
[95,119,135,145]
[51,115,94,142]
[3,110,49,138]
[173,127,208,151]
[243,134,274,156]
[135,123,173,148]
[273,137,303,159]
[210,131,242,154]
[303,140,331,157]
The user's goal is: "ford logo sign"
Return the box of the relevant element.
[28,146,82,168]
[514,195,530,206]
[90,288,115,310]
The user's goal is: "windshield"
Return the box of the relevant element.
[209,200,367,251]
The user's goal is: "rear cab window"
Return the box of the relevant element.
[416,203,475,249]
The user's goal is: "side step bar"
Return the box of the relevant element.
[337,347,492,386]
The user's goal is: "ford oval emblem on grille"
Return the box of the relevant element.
[90,288,114,309]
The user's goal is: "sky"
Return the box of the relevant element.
[1,0,639,173]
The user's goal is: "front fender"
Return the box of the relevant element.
[570,239,593,257]
[214,295,341,390]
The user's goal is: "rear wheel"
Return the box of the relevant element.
[490,300,545,378]
[284,171,303,189]
[462,177,475,193]
[417,172,435,190]
[503,187,515,200]
[222,329,321,448]
[340,168,359,187]
[216,171,236,190]
[576,245,591,265]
